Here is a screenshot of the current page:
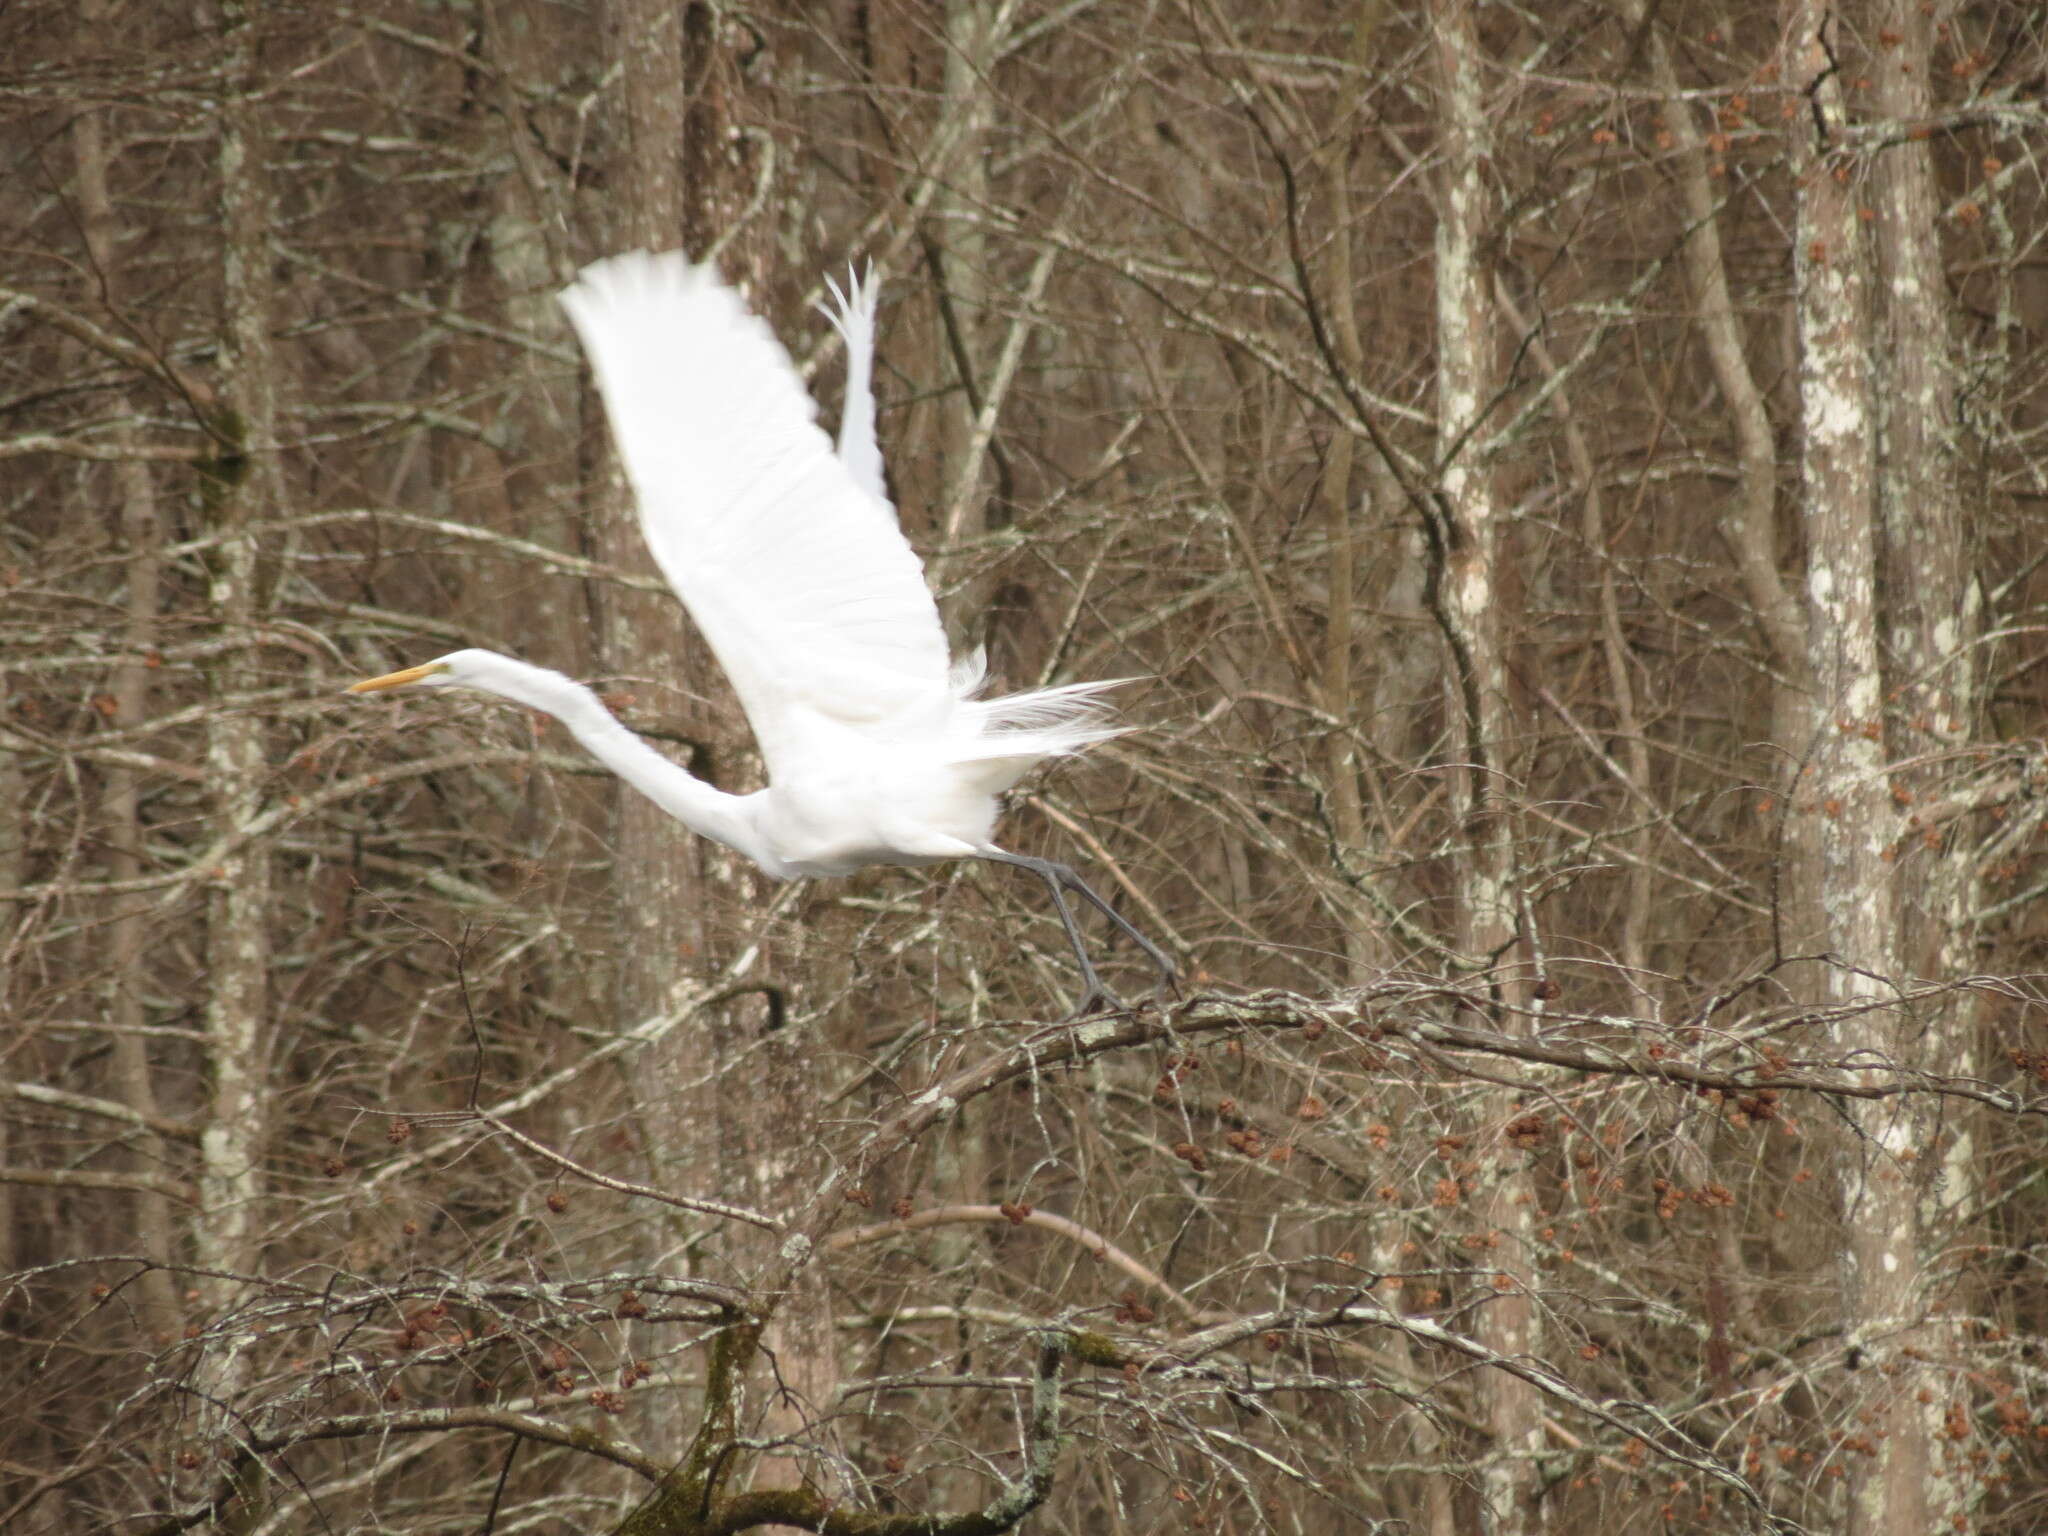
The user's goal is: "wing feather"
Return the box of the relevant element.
[559,252,952,779]
[821,263,887,507]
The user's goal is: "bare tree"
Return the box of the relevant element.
[5,4,2048,1535]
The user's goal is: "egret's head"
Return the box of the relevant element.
[346,650,583,717]
[346,649,498,695]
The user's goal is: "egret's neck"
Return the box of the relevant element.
[494,663,769,868]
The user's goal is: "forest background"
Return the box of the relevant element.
[4,2,2048,1534]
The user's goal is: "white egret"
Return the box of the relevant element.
[349,251,1174,1013]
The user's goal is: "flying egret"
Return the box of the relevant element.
[348,251,1175,1014]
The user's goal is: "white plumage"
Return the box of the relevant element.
[349,251,1174,1012]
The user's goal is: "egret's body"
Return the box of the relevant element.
[350,252,1172,1010]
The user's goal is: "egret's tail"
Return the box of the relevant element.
[943,650,1134,780]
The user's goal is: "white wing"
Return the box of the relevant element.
[559,252,952,780]
[821,264,886,506]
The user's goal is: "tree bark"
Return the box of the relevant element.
[1428,4,1541,1530]
[184,0,282,1498]
[597,0,840,1504]
[1784,6,1919,1532]
[71,14,181,1329]
[1868,0,1979,1526]
[202,0,277,1298]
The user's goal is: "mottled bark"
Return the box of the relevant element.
[182,0,281,1500]
[1785,5,1919,1532]
[1428,3,1541,1529]
[201,0,276,1295]
[1869,0,1980,1525]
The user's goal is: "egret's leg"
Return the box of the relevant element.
[985,851,1120,1013]
[981,851,1176,1015]
[1041,861,1179,991]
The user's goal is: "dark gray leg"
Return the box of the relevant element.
[981,850,1177,1015]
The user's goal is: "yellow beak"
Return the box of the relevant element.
[346,662,445,694]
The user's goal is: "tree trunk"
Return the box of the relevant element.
[1784,6,1919,1532]
[1428,3,1541,1529]
[188,0,281,1495]
[598,0,840,1502]
[1869,0,1979,1526]
[202,0,276,1303]
[71,20,182,1330]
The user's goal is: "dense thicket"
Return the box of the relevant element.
[5,4,2047,1534]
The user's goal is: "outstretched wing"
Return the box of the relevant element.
[559,252,952,780]
[821,263,887,507]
